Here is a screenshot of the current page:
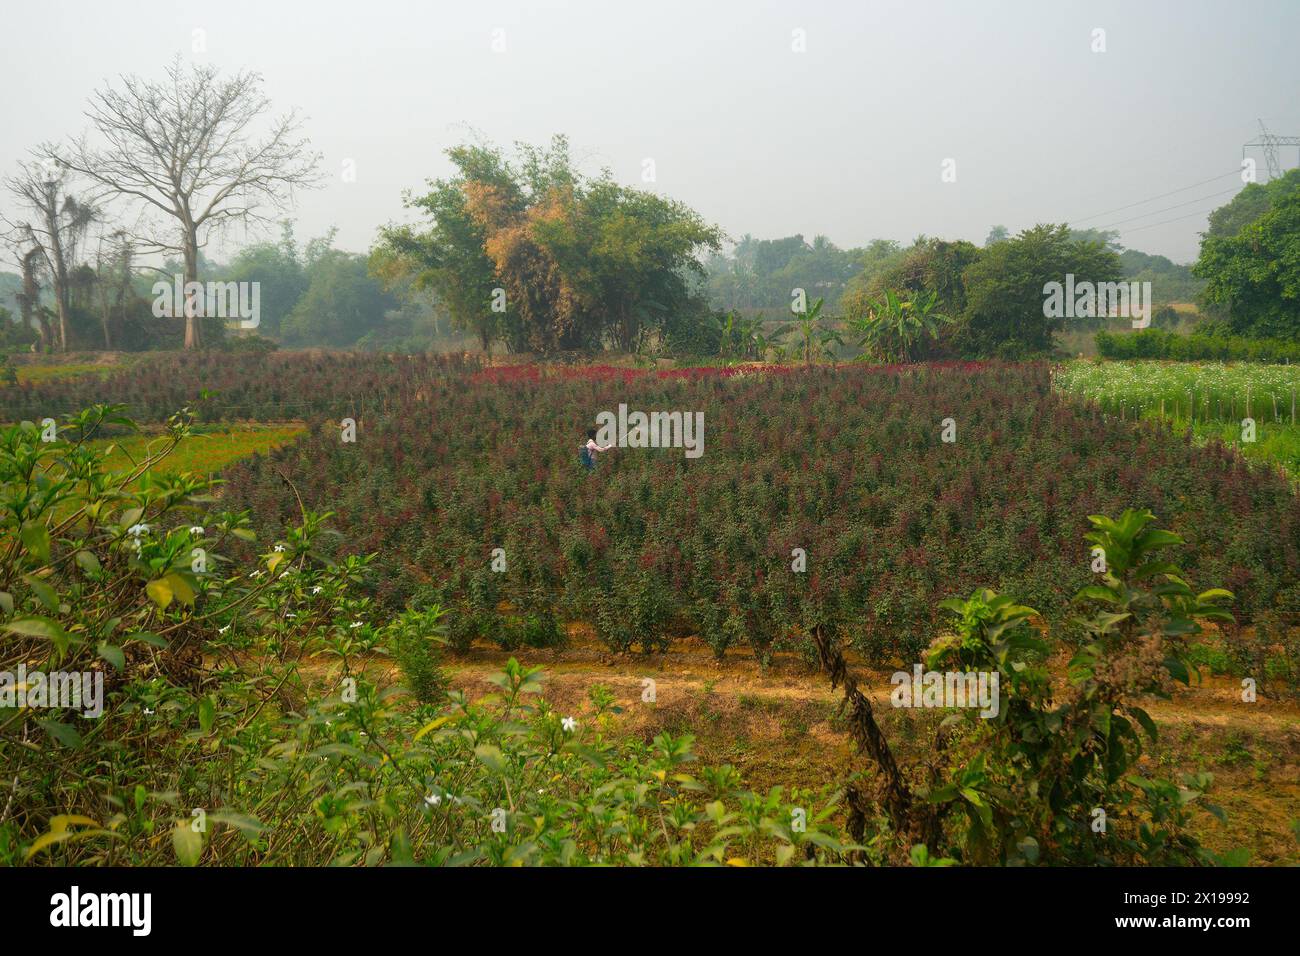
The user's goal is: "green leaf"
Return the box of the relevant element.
[20,521,50,563]
[36,718,82,749]
[197,696,216,733]
[5,616,69,653]
[474,744,508,774]
[97,642,125,671]
[146,578,174,609]
[1163,656,1191,685]
[163,572,196,606]
[23,575,59,612]
[207,809,265,837]
[0,592,11,616]
[1074,585,1119,604]
[131,631,169,649]
[1130,706,1159,743]
[74,551,102,576]
[171,822,202,866]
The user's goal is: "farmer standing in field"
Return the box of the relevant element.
[581,428,614,471]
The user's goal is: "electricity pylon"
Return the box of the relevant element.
[1243,119,1300,181]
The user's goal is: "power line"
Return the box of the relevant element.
[1067,168,1242,226]
[1091,187,1241,231]
[1113,206,1224,236]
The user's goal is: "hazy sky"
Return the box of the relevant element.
[3,0,1299,265]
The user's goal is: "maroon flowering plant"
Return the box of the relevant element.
[207,359,1298,662]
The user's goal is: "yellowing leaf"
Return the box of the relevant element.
[163,572,195,607]
[146,578,174,609]
[413,715,450,742]
[172,821,202,866]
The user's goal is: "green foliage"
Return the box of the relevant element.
[1194,173,1300,339]
[221,222,308,340]
[375,135,721,355]
[842,237,981,325]
[0,402,857,866]
[280,248,396,348]
[917,510,1235,865]
[1204,168,1300,240]
[704,234,867,314]
[1117,249,1204,305]
[959,223,1122,357]
[850,289,951,363]
[1094,328,1300,363]
[385,606,451,704]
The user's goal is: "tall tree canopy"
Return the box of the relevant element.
[374,135,722,354]
[1194,171,1300,339]
[959,224,1122,357]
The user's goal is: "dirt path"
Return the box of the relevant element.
[307,633,1299,864]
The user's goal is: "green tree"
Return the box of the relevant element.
[223,222,307,339]
[375,142,517,352]
[1193,174,1300,339]
[983,224,1009,246]
[843,237,981,323]
[958,224,1121,357]
[280,249,395,347]
[374,136,720,355]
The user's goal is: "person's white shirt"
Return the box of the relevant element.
[585,438,613,454]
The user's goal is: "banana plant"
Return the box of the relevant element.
[851,289,951,364]
[752,317,788,362]
[787,296,826,365]
[817,325,845,366]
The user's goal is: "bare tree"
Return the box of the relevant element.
[3,160,98,352]
[48,57,322,348]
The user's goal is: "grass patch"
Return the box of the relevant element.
[12,363,112,385]
[89,423,305,484]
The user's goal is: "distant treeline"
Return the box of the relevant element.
[5,77,1296,358]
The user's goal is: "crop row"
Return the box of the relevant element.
[221,362,1300,662]
[0,350,480,424]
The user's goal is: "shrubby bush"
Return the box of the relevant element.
[1095,328,1300,363]
[811,509,1241,865]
